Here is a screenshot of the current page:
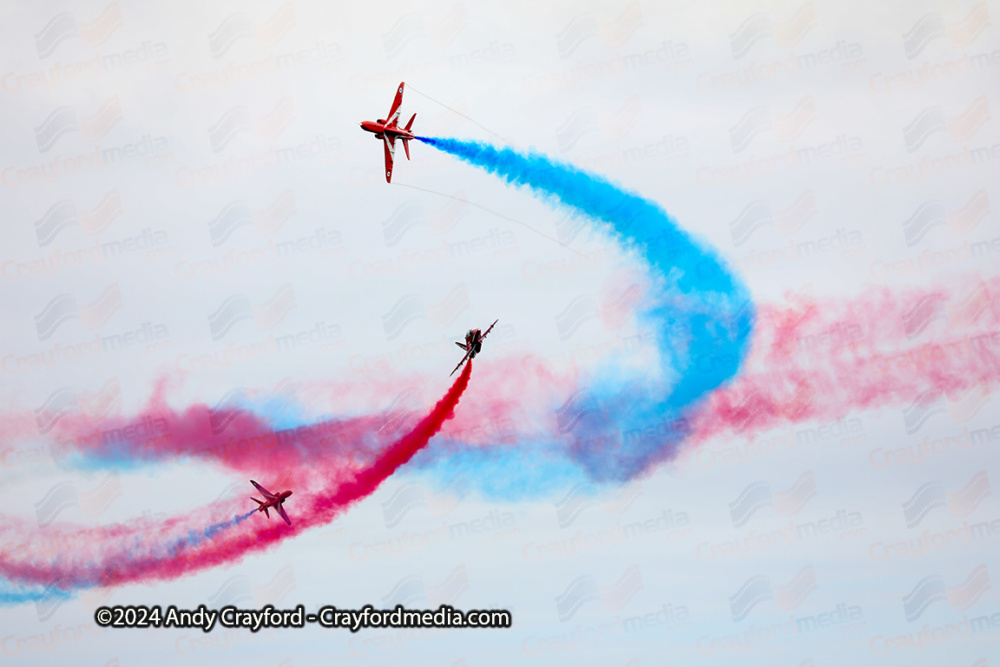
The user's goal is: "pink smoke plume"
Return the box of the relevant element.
[688,276,1000,445]
[0,361,473,592]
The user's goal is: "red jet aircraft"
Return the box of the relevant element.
[360,82,416,183]
[250,480,293,526]
[450,319,498,376]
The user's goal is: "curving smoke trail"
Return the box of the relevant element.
[416,136,755,481]
[405,138,1000,493]
[0,362,473,597]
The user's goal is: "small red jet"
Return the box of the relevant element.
[450,319,498,376]
[250,480,293,526]
[360,82,416,183]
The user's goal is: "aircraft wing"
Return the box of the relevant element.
[481,319,499,340]
[276,502,292,526]
[251,480,276,500]
[383,136,395,183]
[386,82,405,126]
[450,348,472,376]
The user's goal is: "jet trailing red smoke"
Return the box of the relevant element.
[0,362,473,593]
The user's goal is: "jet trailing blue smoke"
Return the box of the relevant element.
[416,136,756,481]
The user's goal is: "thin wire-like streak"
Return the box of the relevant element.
[393,181,588,258]
[405,86,585,257]
[407,84,511,145]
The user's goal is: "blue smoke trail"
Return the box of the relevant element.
[165,511,257,556]
[0,581,72,605]
[416,137,755,481]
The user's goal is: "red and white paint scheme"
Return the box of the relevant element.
[250,480,293,525]
[359,81,416,183]
[450,319,498,376]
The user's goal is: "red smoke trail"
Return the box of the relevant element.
[0,361,472,592]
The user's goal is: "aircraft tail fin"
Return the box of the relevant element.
[402,139,410,160]
[264,506,270,518]
[252,497,263,506]
[455,342,467,349]
[404,113,416,131]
